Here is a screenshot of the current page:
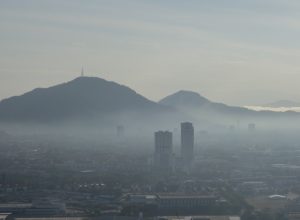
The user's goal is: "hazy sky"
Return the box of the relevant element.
[1,0,300,105]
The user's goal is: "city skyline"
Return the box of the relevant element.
[1,2,300,219]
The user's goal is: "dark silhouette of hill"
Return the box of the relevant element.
[159,90,210,108]
[0,77,167,122]
[159,90,253,114]
[159,90,300,118]
[0,78,299,129]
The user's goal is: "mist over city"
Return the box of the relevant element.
[2,1,300,220]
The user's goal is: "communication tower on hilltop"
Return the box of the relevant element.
[81,67,84,77]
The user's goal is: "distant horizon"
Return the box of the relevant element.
[1,75,300,112]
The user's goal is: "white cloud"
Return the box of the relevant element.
[245,106,300,112]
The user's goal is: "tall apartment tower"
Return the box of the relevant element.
[154,131,173,172]
[116,125,125,138]
[248,123,256,132]
[181,122,194,168]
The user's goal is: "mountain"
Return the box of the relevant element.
[159,90,253,115]
[262,100,300,108]
[0,77,168,123]
[159,90,300,125]
[159,90,210,108]
[1,77,299,132]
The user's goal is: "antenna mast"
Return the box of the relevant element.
[81,67,84,77]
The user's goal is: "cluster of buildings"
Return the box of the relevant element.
[123,193,223,216]
[158,216,240,220]
[154,122,194,174]
[0,199,66,218]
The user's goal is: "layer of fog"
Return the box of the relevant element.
[245,106,300,112]
[2,105,300,155]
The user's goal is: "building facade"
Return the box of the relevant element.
[154,131,173,173]
[181,122,194,170]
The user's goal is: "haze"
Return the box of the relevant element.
[1,0,300,105]
[3,2,300,220]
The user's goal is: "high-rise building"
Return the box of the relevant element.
[116,125,125,138]
[248,123,256,132]
[181,122,194,169]
[154,131,173,172]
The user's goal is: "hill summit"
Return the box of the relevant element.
[159,90,210,108]
[0,76,164,122]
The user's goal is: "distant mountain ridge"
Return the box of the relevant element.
[159,90,300,126]
[262,100,300,108]
[0,77,299,127]
[159,90,254,115]
[159,90,210,108]
[0,77,167,122]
